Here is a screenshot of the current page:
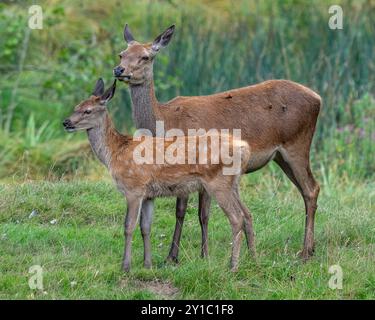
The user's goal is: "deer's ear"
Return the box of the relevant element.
[93,78,105,96]
[124,24,135,44]
[100,80,116,104]
[151,24,175,53]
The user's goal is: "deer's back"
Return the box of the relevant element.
[160,79,321,150]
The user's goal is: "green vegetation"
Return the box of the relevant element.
[1,172,374,299]
[1,0,374,180]
[0,0,374,299]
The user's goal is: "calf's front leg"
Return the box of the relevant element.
[122,197,143,272]
[140,199,153,269]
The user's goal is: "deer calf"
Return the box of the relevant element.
[63,79,255,271]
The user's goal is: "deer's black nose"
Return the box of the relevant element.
[63,119,71,127]
[113,66,125,77]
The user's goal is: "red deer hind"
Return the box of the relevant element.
[113,24,321,263]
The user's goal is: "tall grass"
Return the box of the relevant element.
[0,0,374,180]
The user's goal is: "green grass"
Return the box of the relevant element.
[1,170,374,299]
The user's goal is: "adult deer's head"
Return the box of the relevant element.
[113,24,175,85]
[63,79,116,132]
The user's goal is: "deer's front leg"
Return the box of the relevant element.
[122,197,142,272]
[140,199,154,269]
[167,196,188,263]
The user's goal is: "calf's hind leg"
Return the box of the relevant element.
[235,190,256,257]
[208,181,245,271]
[199,190,211,258]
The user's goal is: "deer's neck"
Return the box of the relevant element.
[87,114,123,167]
[129,79,159,135]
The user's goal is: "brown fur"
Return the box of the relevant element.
[114,27,321,262]
[64,81,255,271]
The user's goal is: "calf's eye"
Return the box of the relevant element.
[84,110,92,114]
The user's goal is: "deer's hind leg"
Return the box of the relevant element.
[274,146,320,261]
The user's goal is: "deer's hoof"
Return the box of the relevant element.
[230,266,239,273]
[230,261,239,272]
[298,248,314,262]
[122,263,131,272]
[165,256,179,265]
[200,252,209,259]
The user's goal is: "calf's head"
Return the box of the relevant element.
[63,79,116,132]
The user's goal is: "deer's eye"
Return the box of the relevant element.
[84,109,92,114]
[141,56,149,61]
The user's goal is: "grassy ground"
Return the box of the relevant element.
[0,167,374,299]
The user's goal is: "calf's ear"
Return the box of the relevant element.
[124,24,135,44]
[93,78,105,97]
[100,80,117,104]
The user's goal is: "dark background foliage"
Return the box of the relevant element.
[0,0,374,179]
